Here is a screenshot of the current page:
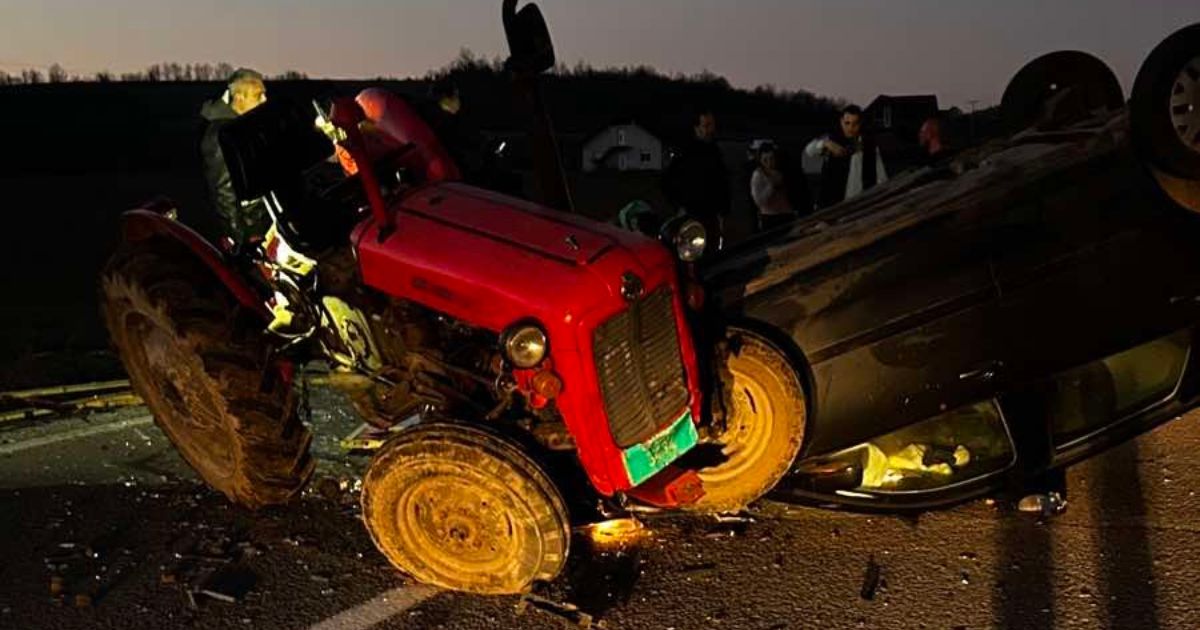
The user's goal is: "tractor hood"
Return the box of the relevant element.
[353,182,677,348]
[410,184,615,265]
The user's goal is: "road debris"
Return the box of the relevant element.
[517,593,603,628]
[159,528,259,607]
[582,518,646,548]
[1018,491,1068,517]
[860,556,882,601]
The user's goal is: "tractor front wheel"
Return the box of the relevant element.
[688,329,807,513]
[361,423,570,594]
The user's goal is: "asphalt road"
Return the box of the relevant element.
[2,386,1199,630]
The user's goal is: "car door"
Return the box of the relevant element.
[989,148,1200,450]
[733,201,1007,457]
[991,149,1200,390]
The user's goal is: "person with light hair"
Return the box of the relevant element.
[200,68,269,246]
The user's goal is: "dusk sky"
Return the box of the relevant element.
[2,1,1197,109]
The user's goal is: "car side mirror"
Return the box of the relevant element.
[502,0,556,75]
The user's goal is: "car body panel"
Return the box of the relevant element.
[706,112,1200,509]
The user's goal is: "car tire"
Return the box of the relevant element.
[361,422,570,594]
[1001,50,1124,134]
[101,237,314,509]
[1131,23,1200,179]
[687,328,807,514]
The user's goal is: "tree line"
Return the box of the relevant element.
[0,62,308,85]
[425,47,842,112]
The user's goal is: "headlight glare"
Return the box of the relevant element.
[674,220,707,262]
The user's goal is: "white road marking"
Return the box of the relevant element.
[0,416,154,455]
[308,585,440,630]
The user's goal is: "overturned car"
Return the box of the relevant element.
[707,23,1200,510]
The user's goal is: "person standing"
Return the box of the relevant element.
[663,107,731,253]
[918,115,955,166]
[806,105,888,208]
[200,68,269,247]
[750,143,796,231]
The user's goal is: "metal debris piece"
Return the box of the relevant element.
[199,589,238,604]
[516,593,602,628]
[860,556,882,601]
[1017,491,1068,517]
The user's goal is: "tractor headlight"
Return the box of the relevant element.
[673,220,707,262]
[503,324,548,369]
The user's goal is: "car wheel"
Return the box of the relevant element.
[1001,50,1124,133]
[687,329,807,514]
[101,237,314,509]
[1132,23,1200,179]
[361,423,570,594]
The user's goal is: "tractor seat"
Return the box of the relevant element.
[218,98,361,255]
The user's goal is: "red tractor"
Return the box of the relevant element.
[99,2,804,594]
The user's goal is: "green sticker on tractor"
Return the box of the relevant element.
[622,411,698,486]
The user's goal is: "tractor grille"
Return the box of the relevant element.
[593,287,690,448]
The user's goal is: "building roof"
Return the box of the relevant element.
[866,94,940,113]
[583,119,668,145]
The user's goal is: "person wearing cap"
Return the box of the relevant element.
[200,68,269,246]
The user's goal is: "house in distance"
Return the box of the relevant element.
[582,122,665,173]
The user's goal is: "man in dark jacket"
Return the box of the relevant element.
[417,78,522,196]
[663,108,731,252]
[806,105,888,208]
[200,68,269,246]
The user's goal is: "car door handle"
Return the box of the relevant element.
[959,360,1004,383]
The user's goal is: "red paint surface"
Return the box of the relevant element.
[120,209,269,319]
[355,181,703,495]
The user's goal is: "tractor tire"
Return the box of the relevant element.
[100,237,314,509]
[361,423,569,594]
[688,329,807,513]
[1131,23,1200,179]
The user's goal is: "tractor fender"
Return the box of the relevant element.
[119,206,269,319]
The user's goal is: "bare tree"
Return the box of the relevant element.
[214,62,234,81]
[21,69,42,84]
[94,70,113,82]
[47,63,68,83]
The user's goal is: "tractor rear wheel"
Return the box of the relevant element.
[688,329,807,513]
[101,237,314,509]
[361,423,569,594]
